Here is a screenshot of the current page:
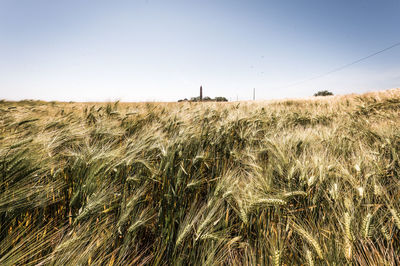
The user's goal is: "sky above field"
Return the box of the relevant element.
[0,0,399,102]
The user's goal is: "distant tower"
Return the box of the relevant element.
[200,86,203,101]
[253,88,255,100]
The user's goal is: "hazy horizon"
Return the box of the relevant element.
[1,0,399,102]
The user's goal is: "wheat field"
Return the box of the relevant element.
[1,89,400,265]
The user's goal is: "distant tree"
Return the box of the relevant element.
[314,90,333,97]
[203,96,212,101]
[214,97,228,102]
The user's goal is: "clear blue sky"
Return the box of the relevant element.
[0,0,399,101]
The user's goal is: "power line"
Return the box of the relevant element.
[280,41,400,89]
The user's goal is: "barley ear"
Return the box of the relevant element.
[362,213,373,238]
[273,249,281,266]
[344,212,353,241]
[390,208,400,230]
[291,222,323,260]
[305,248,314,266]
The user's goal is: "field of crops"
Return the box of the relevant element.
[1,89,400,265]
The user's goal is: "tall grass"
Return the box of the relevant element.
[1,89,400,264]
